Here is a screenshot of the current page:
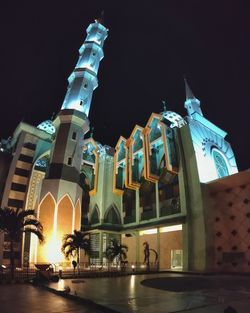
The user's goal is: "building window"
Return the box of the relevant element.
[15,167,30,177]
[84,83,88,88]
[8,198,24,208]
[67,157,72,166]
[23,142,36,150]
[72,132,77,140]
[19,154,33,163]
[80,100,83,106]
[11,182,26,192]
[212,149,229,178]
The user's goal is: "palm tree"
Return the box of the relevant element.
[0,207,44,280]
[105,239,128,265]
[61,230,90,274]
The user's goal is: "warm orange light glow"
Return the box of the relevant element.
[43,236,65,264]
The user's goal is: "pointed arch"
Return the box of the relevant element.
[37,192,56,263]
[57,194,74,249]
[143,113,163,182]
[37,192,56,219]
[74,198,81,231]
[126,125,144,189]
[104,204,121,225]
[90,204,100,225]
[82,138,99,195]
[113,136,127,195]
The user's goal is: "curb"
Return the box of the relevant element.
[36,283,122,313]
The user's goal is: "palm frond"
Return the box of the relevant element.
[105,238,128,262]
[64,246,77,260]
[24,228,44,243]
[61,230,90,259]
[17,209,35,221]
[23,218,43,229]
[0,207,44,241]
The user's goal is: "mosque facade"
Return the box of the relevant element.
[0,17,249,273]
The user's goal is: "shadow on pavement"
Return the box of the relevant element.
[141,275,250,292]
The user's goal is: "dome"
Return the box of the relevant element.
[161,111,184,128]
[37,120,56,135]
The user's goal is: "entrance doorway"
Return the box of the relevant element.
[171,249,183,269]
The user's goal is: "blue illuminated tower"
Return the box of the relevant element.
[47,16,108,181]
[35,17,108,263]
[61,17,108,116]
[184,78,238,183]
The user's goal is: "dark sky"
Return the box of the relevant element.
[0,1,249,171]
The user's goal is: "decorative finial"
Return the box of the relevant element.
[162,100,167,112]
[90,126,94,138]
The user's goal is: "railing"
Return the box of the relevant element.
[0,261,159,282]
[0,267,37,282]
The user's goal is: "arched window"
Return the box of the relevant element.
[90,205,100,224]
[104,206,121,224]
[212,149,229,178]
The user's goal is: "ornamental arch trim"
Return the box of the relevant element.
[104,204,122,225]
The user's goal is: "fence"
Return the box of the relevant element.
[0,261,159,282]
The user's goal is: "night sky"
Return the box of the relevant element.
[0,1,249,171]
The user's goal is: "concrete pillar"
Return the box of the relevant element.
[157,228,160,269]
[135,189,140,223]
[99,231,103,264]
[135,231,140,266]
[155,181,159,218]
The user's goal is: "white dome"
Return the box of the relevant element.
[37,120,55,135]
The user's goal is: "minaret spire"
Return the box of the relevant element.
[96,10,105,25]
[184,77,196,100]
[60,18,108,116]
[184,77,203,117]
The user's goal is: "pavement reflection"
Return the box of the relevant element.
[49,273,250,313]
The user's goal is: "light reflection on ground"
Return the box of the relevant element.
[49,273,250,313]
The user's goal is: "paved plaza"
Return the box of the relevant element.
[49,273,250,313]
[1,273,250,312]
[0,284,103,313]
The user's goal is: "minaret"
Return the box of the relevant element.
[184,78,203,117]
[35,17,108,264]
[61,15,108,116]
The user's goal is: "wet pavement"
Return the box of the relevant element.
[49,273,250,313]
[0,284,104,313]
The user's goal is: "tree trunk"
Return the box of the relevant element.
[10,240,15,281]
[77,248,80,276]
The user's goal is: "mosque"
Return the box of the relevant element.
[0,16,249,272]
